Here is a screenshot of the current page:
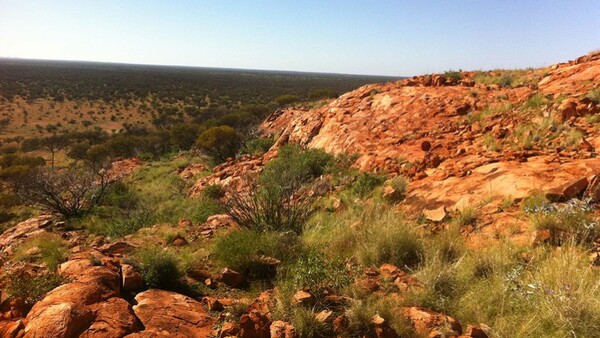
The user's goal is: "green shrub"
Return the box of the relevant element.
[284,251,352,292]
[221,145,333,233]
[308,89,338,100]
[134,246,183,290]
[452,207,476,227]
[525,198,598,245]
[383,176,408,203]
[444,70,462,82]
[197,125,242,162]
[212,229,295,279]
[203,184,225,199]
[523,93,547,109]
[586,87,600,104]
[290,307,333,338]
[306,204,423,270]
[352,172,384,197]
[356,220,424,270]
[5,273,66,310]
[240,137,275,155]
[14,233,69,271]
[0,192,20,208]
[170,123,202,150]
[345,297,415,338]
[498,74,514,88]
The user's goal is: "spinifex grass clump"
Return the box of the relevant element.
[220,145,333,234]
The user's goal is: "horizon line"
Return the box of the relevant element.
[0,56,404,79]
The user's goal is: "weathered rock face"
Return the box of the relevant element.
[0,215,53,255]
[129,289,213,338]
[190,52,600,221]
[22,265,134,338]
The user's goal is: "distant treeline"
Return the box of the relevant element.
[0,59,399,104]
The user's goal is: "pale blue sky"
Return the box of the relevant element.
[0,1,599,76]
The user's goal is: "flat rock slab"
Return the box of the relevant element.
[128,289,213,338]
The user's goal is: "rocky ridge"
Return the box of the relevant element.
[0,52,599,337]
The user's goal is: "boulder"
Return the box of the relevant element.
[23,266,123,338]
[423,206,447,222]
[333,315,349,335]
[239,310,271,338]
[0,215,53,254]
[203,297,224,311]
[131,289,213,338]
[292,290,315,306]
[121,264,143,292]
[171,234,188,246]
[270,321,296,338]
[217,268,244,288]
[545,177,588,202]
[80,297,141,337]
[402,307,462,337]
[557,98,578,122]
[219,321,240,337]
[98,241,136,257]
[315,310,333,323]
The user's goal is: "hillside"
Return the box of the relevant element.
[1,52,600,338]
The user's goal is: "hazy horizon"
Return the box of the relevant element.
[1,1,599,76]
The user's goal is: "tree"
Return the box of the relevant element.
[197,126,242,162]
[22,133,70,167]
[11,166,111,218]
[170,123,202,151]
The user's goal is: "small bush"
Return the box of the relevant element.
[345,297,415,338]
[356,220,424,270]
[14,233,69,271]
[586,87,600,104]
[306,204,423,270]
[5,273,66,311]
[452,207,476,227]
[203,184,225,199]
[240,137,275,155]
[197,126,242,162]
[523,93,547,109]
[290,307,333,338]
[284,251,352,292]
[444,70,462,82]
[212,229,296,280]
[221,145,333,233]
[134,246,183,290]
[352,172,384,197]
[12,166,110,218]
[383,176,408,202]
[498,74,514,88]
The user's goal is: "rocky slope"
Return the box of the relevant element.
[192,51,600,244]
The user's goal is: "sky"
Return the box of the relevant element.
[0,1,599,76]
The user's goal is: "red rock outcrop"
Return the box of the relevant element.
[128,289,213,338]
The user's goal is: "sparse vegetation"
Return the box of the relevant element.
[13,233,69,271]
[134,246,183,290]
[4,272,67,311]
[220,145,333,234]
